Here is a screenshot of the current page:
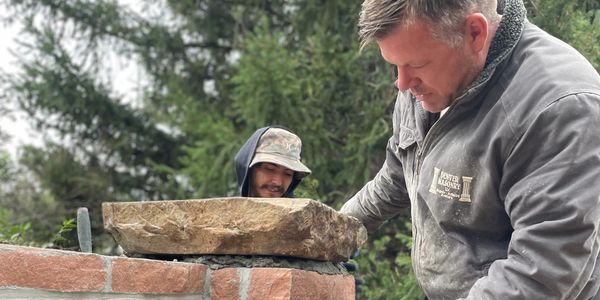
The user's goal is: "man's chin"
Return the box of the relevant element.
[419,99,448,113]
[421,105,443,113]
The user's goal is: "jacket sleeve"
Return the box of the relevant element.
[462,94,600,299]
[340,98,412,233]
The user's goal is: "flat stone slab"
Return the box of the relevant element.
[102,198,367,261]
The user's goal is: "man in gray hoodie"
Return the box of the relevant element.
[341,0,600,299]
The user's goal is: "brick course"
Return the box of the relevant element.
[112,257,206,294]
[248,268,355,300]
[0,244,105,292]
[211,268,240,299]
[0,244,355,299]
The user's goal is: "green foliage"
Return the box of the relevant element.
[180,118,242,197]
[1,0,599,298]
[18,145,111,243]
[356,220,426,300]
[0,150,66,244]
[527,0,600,69]
[0,208,34,246]
[49,218,77,249]
[227,18,394,206]
[0,151,10,183]
[293,177,321,200]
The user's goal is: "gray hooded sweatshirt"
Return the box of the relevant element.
[341,0,600,299]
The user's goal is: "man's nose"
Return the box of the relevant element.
[396,67,416,91]
[270,174,283,186]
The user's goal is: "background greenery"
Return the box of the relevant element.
[1,0,598,298]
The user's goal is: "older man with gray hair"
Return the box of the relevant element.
[341,0,600,299]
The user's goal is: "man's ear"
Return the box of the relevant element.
[464,13,489,53]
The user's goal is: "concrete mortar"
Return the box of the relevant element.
[131,254,349,276]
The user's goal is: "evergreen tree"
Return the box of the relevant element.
[1,0,598,298]
[526,0,600,69]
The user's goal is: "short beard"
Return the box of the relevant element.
[261,184,285,194]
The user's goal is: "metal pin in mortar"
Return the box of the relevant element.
[77,207,92,253]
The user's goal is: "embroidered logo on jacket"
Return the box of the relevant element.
[428,167,473,202]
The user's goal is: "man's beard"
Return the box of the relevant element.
[262,184,285,194]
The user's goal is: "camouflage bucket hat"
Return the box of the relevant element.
[249,128,311,177]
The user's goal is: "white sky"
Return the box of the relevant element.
[0,7,38,159]
[0,2,145,160]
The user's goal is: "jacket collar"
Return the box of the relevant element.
[456,0,527,103]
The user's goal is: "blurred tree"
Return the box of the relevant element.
[526,0,600,69]
[0,0,598,298]
[0,150,63,245]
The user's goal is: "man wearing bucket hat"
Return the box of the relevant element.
[234,126,364,296]
[234,126,311,198]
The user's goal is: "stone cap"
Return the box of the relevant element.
[102,197,368,262]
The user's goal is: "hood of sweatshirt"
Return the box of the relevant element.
[234,126,303,197]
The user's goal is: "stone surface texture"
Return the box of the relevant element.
[103,197,367,261]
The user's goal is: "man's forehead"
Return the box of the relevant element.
[257,162,294,172]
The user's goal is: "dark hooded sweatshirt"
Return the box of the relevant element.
[234,126,302,197]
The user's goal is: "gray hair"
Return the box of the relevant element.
[358,0,500,50]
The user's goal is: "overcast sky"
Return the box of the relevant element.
[0,6,37,159]
[0,2,145,160]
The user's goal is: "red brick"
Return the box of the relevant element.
[247,268,293,299]
[0,244,105,292]
[211,268,240,300]
[247,268,355,300]
[289,269,354,300]
[111,257,206,294]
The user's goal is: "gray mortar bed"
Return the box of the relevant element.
[127,253,349,276]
